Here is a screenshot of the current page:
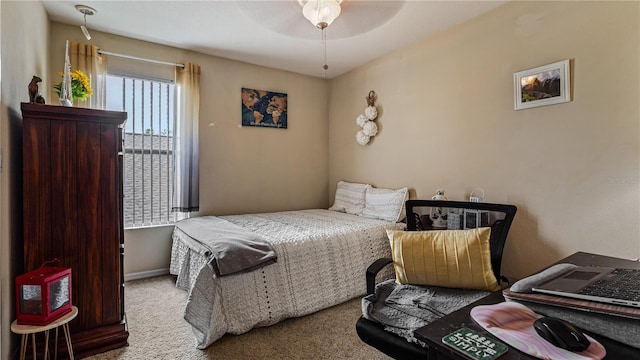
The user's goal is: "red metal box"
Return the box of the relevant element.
[16,262,72,325]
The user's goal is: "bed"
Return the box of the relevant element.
[170,205,406,349]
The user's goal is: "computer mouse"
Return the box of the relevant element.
[533,317,590,352]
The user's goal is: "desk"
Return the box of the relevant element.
[11,306,78,360]
[414,252,640,360]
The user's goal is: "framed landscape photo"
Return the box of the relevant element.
[241,88,288,129]
[514,60,570,110]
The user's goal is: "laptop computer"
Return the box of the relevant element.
[531,266,640,308]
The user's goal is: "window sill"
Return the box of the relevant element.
[124,223,175,231]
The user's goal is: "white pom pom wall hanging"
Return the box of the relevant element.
[356,130,370,145]
[356,114,367,127]
[356,90,379,145]
[362,121,378,136]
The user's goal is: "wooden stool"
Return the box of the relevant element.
[11,306,78,360]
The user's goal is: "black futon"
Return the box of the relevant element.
[356,199,517,359]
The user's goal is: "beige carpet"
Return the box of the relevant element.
[86,275,391,360]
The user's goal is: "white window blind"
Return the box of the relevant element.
[106,74,175,228]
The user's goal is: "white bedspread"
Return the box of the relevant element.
[169,209,404,349]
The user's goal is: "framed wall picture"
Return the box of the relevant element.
[514,59,570,110]
[241,87,288,129]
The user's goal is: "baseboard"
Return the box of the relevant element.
[124,268,170,282]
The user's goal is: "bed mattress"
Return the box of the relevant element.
[169,209,403,348]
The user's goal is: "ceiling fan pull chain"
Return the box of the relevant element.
[322,27,329,76]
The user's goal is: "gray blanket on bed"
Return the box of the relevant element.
[362,279,489,345]
[175,216,277,276]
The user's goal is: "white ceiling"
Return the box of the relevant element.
[42,0,507,79]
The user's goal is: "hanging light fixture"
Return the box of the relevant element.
[300,0,342,29]
[299,0,342,75]
[75,5,97,41]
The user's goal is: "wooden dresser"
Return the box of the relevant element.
[21,103,128,358]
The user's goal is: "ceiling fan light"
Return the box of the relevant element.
[75,5,96,41]
[302,0,342,28]
[81,25,92,40]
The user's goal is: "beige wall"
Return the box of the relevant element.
[50,23,331,214]
[123,225,174,278]
[1,1,50,358]
[329,1,640,279]
[49,23,331,276]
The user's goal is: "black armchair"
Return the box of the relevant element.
[356,199,517,359]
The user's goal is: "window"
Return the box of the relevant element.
[106,75,175,228]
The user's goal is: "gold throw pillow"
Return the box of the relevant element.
[387,227,501,291]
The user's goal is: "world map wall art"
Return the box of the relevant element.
[241,87,288,129]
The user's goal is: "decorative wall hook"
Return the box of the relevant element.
[366,90,376,106]
[356,90,379,145]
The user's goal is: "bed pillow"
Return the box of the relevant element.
[328,181,369,215]
[387,227,501,291]
[361,186,409,222]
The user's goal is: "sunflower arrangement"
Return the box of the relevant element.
[54,69,93,101]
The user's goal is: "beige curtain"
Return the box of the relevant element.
[69,41,107,109]
[172,62,201,221]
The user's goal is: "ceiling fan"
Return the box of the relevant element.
[236,0,405,40]
[236,0,405,75]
